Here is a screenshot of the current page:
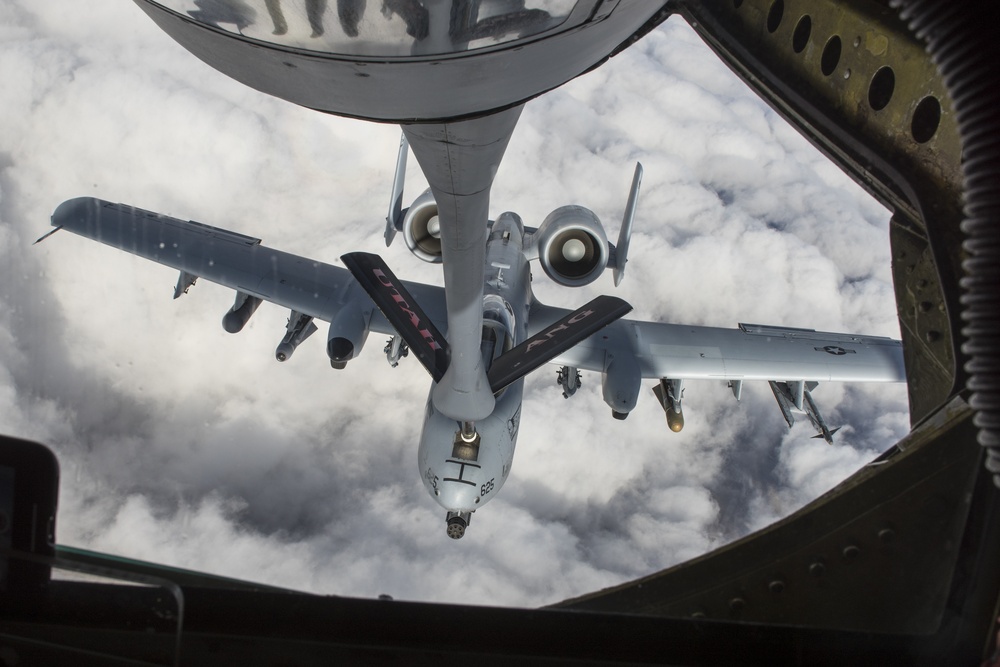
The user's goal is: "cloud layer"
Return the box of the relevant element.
[0,2,908,606]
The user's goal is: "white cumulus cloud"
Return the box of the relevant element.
[0,2,908,607]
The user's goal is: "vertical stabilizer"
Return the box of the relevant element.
[384,134,409,247]
[612,162,642,287]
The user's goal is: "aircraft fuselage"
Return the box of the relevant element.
[417,212,531,535]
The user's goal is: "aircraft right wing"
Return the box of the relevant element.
[529,301,905,383]
[528,300,906,441]
[49,197,448,362]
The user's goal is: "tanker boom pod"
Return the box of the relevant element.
[653,379,685,433]
[222,292,262,333]
[275,311,318,362]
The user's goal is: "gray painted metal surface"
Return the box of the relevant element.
[132,0,669,122]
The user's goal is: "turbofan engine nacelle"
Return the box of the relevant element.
[327,303,371,369]
[533,205,609,287]
[402,189,442,263]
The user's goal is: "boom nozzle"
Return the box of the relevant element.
[460,421,477,442]
[452,423,480,461]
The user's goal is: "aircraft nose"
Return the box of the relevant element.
[434,479,480,513]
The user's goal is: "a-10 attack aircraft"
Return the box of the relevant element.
[46,136,905,539]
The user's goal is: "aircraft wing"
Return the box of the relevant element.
[528,301,904,383]
[528,299,904,441]
[49,197,448,341]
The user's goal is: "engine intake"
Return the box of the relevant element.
[402,189,442,263]
[533,205,609,287]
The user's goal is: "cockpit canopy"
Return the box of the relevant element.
[480,293,515,368]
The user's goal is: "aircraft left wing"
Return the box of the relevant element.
[48,197,448,356]
[528,300,905,441]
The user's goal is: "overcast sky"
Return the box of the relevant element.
[0,1,909,607]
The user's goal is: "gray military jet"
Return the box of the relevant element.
[46,135,905,538]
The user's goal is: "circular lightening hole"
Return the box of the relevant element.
[766,0,784,33]
[821,35,842,76]
[868,66,895,111]
[911,96,941,143]
[792,15,811,53]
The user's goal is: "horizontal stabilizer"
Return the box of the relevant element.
[488,295,632,394]
[341,251,449,382]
